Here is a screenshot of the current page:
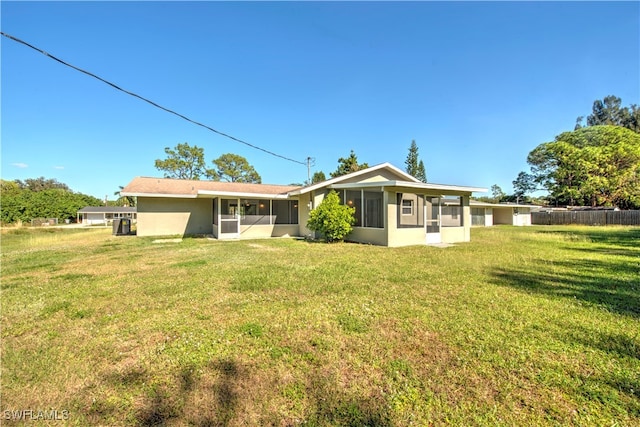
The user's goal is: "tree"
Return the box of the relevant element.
[512,172,536,204]
[575,95,640,133]
[311,171,326,184]
[154,142,212,180]
[16,177,69,192]
[405,140,427,182]
[527,125,640,208]
[490,184,505,203]
[211,153,261,183]
[330,150,369,178]
[114,185,136,207]
[417,160,427,183]
[1,178,102,224]
[306,190,356,242]
[405,140,419,177]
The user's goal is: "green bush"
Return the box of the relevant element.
[306,190,356,242]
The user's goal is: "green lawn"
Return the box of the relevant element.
[1,226,638,426]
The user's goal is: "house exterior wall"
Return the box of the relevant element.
[463,198,471,240]
[493,208,514,225]
[300,190,329,239]
[397,193,424,227]
[81,211,136,225]
[136,197,212,237]
[472,206,532,227]
[485,208,494,226]
[348,228,388,246]
[239,224,299,239]
[84,213,105,225]
[298,193,313,238]
[441,227,466,243]
[386,192,425,247]
[513,208,532,226]
[387,227,426,247]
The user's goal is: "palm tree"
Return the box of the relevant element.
[114,186,136,207]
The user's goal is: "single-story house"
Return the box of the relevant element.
[121,163,487,247]
[470,201,537,226]
[77,206,137,225]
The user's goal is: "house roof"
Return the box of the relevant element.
[330,180,486,194]
[78,206,137,213]
[121,177,301,199]
[121,164,487,199]
[289,162,420,195]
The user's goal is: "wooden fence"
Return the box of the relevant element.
[531,210,640,226]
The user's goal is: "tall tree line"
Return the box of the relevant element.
[1,179,103,224]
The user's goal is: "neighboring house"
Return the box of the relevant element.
[121,163,486,247]
[470,201,537,227]
[77,206,137,225]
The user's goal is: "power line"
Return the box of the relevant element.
[1,31,307,166]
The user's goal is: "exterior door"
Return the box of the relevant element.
[219,198,240,239]
[425,197,441,244]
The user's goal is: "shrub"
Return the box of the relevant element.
[306,190,356,242]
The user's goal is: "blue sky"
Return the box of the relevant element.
[2,1,639,199]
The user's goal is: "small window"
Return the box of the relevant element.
[401,199,413,216]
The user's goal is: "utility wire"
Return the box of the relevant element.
[1,31,307,166]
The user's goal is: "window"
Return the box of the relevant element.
[273,200,298,224]
[336,189,383,228]
[401,199,413,215]
[471,207,485,226]
[221,199,237,219]
[258,200,270,216]
[397,193,424,228]
[441,197,463,227]
[240,199,270,225]
[363,191,383,228]
[346,190,362,226]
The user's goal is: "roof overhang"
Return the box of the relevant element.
[120,192,197,199]
[330,180,487,194]
[196,190,291,199]
[471,201,540,208]
[289,162,420,196]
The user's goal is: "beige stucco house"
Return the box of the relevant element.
[470,201,536,227]
[121,163,486,247]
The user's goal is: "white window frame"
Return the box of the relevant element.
[401,199,413,216]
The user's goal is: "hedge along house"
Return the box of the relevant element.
[121,163,486,247]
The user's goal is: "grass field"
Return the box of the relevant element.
[1,226,638,426]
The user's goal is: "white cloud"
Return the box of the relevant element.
[54,166,65,170]
[11,162,28,168]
